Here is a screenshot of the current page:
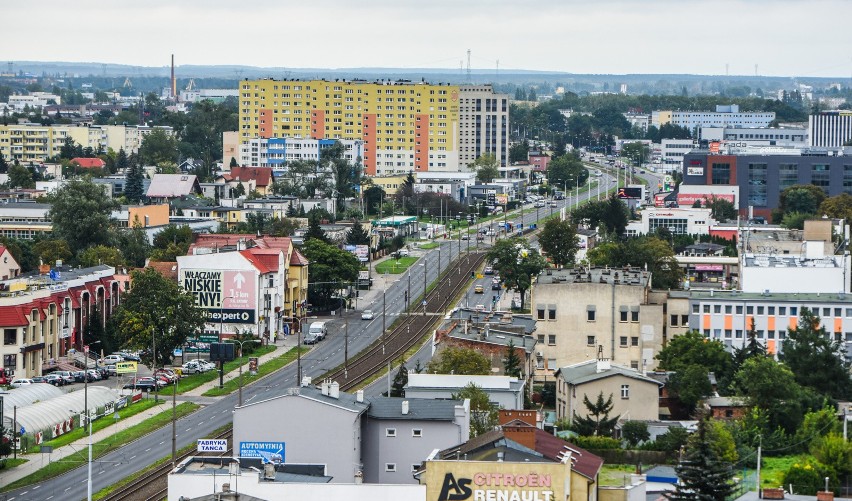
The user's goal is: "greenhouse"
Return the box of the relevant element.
[1,384,64,413]
[5,387,120,442]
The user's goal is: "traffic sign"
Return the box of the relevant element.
[116,361,137,374]
[197,439,228,452]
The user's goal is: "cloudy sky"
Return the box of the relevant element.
[3,0,850,77]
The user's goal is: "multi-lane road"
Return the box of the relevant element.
[4,168,619,501]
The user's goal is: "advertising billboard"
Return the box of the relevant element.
[423,461,568,501]
[676,193,735,207]
[240,441,285,464]
[180,269,257,324]
[686,167,704,176]
[616,187,643,199]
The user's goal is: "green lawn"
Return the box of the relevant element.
[599,465,637,486]
[31,399,160,452]
[418,242,439,250]
[0,458,27,469]
[754,455,805,488]
[202,346,309,397]
[375,257,418,274]
[1,402,199,492]
[172,345,276,394]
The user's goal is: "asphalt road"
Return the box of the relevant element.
[4,169,618,501]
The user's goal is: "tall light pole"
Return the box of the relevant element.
[423,258,428,316]
[83,340,100,501]
[226,338,260,406]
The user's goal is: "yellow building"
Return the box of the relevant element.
[369,174,408,196]
[239,79,460,176]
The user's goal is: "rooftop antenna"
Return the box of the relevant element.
[466,49,471,84]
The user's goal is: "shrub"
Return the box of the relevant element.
[782,460,833,495]
[571,435,622,450]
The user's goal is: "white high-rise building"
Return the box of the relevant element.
[458,85,510,169]
[809,111,852,147]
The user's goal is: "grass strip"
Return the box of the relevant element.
[418,242,439,250]
[375,256,419,274]
[31,399,160,452]
[92,422,233,501]
[202,346,309,397]
[0,459,27,470]
[1,402,199,492]
[173,345,275,394]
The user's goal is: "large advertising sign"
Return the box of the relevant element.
[240,441,285,464]
[617,187,643,199]
[425,461,567,501]
[686,167,704,176]
[180,269,257,324]
[676,193,735,207]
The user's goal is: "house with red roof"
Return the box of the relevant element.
[176,237,308,340]
[217,166,275,196]
[0,246,21,280]
[70,157,106,169]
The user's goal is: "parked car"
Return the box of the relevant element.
[398,248,410,257]
[55,371,75,385]
[100,355,123,365]
[186,359,216,371]
[137,376,167,388]
[31,376,48,384]
[155,369,179,383]
[86,369,102,381]
[549,201,558,207]
[104,365,117,376]
[123,381,157,392]
[115,352,141,362]
[304,321,327,344]
[44,374,65,386]
[94,367,110,380]
[10,378,33,388]
[72,371,93,383]
[361,310,374,320]
[534,201,546,208]
[181,361,207,374]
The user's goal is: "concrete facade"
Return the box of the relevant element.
[404,374,525,410]
[458,85,510,169]
[531,268,663,377]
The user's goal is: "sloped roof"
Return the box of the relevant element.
[147,261,179,280]
[366,397,461,421]
[556,360,663,387]
[71,157,106,168]
[146,174,201,198]
[0,308,28,327]
[230,167,273,187]
[290,249,309,266]
[254,236,292,252]
[239,248,280,274]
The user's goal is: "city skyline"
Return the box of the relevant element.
[2,0,851,78]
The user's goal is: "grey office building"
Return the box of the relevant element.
[682,146,852,218]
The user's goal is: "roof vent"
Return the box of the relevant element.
[402,400,409,415]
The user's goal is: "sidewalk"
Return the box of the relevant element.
[0,398,171,487]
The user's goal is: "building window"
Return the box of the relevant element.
[548,335,556,346]
[711,163,731,185]
[537,334,545,344]
[587,307,596,322]
[768,306,775,315]
[631,310,639,322]
[621,384,630,399]
[725,305,732,314]
[736,305,743,314]
[681,314,689,325]
[620,336,628,347]
[692,304,699,314]
[620,311,628,322]
[3,329,15,346]
[780,163,799,190]
[714,305,722,313]
[746,306,754,314]
[386,428,396,437]
[385,463,397,472]
[536,307,545,320]
[548,308,556,320]
[586,336,595,346]
[631,336,639,346]
[670,314,679,326]
[790,307,798,316]
[412,464,421,472]
[780,307,787,315]
[412,429,422,438]
[748,163,768,206]
[812,164,830,193]
[630,361,639,370]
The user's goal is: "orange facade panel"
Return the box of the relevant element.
[311,110,326,139]
[723,315,733,330]
[259,109,272,139]
[415,114,429,172]
[834,318,842,333]
[766,340,776,354]
[363,114,376,176]
[767,316,775,331]
[702,314,711,330]
[789,317,798,330]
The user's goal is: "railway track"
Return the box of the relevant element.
[100,428,233,501]
[329,251,486,391]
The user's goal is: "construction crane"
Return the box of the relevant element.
[186,78,196,91]
[123,77,133,89]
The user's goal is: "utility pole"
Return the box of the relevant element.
[344,314,349,378]
[756,436,762,499]
[382,288,386,355]
[171,378,177,468]
[423,257,428,316]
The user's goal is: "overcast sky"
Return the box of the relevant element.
[3,0,850,77]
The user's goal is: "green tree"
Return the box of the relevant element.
[345,219,371,246]
[390,360,408,398]
[508,140,529,163]
[472,153,500,184]
[124,159,145,203]
[664,418,735,501]
[47,178,120,253]
[152,224,193,252]
[621,142,649,166]
[782,460,833,495]
[32,239,72,266]
[486,238,546,309]
[78,245,125,268]
[110,267,206,368]
[774,184,826,222]
[818,193,852,221]
[138,128,178,166]
[115,148,128,172]
[782,211,810,230]
[503,340,522,378]
[733,356,799,411]
[707,196,737,222]
[571,391,620,437]
[656,331,732,413]
[0,151,8,173]
[538,218,578,268]
[7,163,34,189]
[546,153,587,191]
[299,238,360,309]
[810,433,852,482]
[571,195,629,236]
[452,383,499,438]
[427,346,491,375]
[780,308,852,399]
[653,426,690,455]
[115,224,151,268]
[621,421,650,448]
[304,215,329,244]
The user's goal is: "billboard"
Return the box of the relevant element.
[240,441,285,464]
[676,193,735,207]
[687,167,704,176]
[423,460,568,501]
[617,187,643,199]
[495,194,508,205]
[115,362,137,374]
[197,439,228,452]
[180,269,257,324]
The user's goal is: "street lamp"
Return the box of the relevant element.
[83,340,100,501]
[226,338,261,406]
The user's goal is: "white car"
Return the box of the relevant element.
[361,310,374,320]
[398,248,410,257]
[101,354,124,365]
[10,378,33,388]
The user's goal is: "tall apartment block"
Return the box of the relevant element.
[238,79,508,176]
[809,111,852,147]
